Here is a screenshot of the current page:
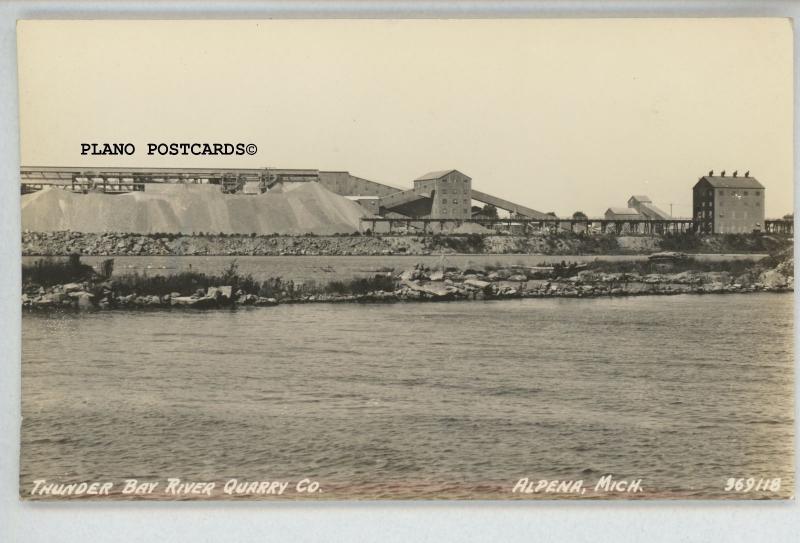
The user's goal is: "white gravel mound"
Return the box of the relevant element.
[21,183,369,235]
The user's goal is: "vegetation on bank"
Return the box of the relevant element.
[22,256,398,300]
[22,254,102,287]
[21,247,794,311]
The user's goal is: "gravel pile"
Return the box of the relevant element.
[21,182,368,235]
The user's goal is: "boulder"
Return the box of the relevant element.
[464,279,491,290]
[413,281,452,298]
[760,269,788,289]
[62,282,83,293]
[76,293,94,310]
[240,294,258,305]
[218,286,233,299]
[508,274,528,282]
[429,270,444,282]
[33,295,57,307]
[189,297,219,309]
[492,268,512,280]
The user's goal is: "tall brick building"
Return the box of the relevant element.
[693,172,765,233]
[413,170,473,219]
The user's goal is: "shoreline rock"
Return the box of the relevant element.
[21,231,793,257]
[21,259,793,312]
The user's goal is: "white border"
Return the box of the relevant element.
[1,2,798,542]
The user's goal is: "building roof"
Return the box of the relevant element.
[606,207,642,216]
[696,175,764,190]
[629,194,652,203]
[414,169,460,181]
[639,202,671,219]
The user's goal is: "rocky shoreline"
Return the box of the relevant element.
[21,230,792,257]
[22,257,794,311]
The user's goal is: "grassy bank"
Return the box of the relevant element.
[22,257,398,300]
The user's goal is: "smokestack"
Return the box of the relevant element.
[733,170,738,177]
[745,170,750,177]
[721,170,726,177]
[708,170,714,177]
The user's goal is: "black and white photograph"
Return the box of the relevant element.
[15,18,795,501]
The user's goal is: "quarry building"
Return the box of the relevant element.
[693,171,765,234]
[21,166,551,221]
[604,195,672,221]
[21,166,785,235]
[321,168,549,220]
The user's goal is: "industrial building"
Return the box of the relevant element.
[693,171,765,233]
[605,195,671,221]
[20,166,551,222]
[21,166,785,235]
[627,195,671,220]
[604,207,644,220]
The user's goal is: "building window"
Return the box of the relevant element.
[453,199,458,204]
[719,190,724,195]
[744,191,749,196]
[442,189,448,194]
[463,208,468,215]
[441,209,447,215]
[755,191,761,196]
[463,199,468,205]
[707,190,713,197]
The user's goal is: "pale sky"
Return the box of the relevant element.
[17,19,794,218]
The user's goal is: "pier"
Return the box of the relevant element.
[361,217,698,235]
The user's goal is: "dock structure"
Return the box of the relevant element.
[20,166,319,194]
[360,217,697,235]
[765,219,794,235]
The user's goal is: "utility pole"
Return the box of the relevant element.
[669,203,674,217]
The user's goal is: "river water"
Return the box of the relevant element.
[21,293,794,499]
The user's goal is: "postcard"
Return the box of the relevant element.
[17,18,794,500]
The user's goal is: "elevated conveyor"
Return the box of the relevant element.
[470,189,549,219]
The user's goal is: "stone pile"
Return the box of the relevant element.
[22,257,793,312]
[22,282,278,310]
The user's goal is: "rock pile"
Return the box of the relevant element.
[22,257,793,312]
[22,282,278,310]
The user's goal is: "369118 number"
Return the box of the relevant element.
[724,478,781,492]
